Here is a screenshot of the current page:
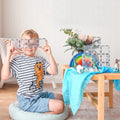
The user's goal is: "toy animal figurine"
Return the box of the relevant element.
[34,62,43,88]
[115,59,120,72]
[76,65,84,73]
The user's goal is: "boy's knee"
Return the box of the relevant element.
[49,99,65,114]
[56,101,64,114]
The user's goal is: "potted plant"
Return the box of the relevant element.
[60,28,93,55]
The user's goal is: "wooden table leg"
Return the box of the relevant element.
[108,80,113,108]
[98,75,105,120]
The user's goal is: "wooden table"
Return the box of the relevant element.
[61,65,120,120]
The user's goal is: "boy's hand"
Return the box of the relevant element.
[5,40,23,59]
[41,40,52,56]
[5,40,15,57]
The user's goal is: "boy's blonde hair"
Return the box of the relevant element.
[20,29,39,39]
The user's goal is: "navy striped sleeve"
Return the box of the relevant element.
[10,57,19,78]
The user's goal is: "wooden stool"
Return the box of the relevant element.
[61,65,120,120]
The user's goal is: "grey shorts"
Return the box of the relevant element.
[17,91,54,113]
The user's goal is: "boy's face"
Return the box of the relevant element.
[21,35,38,57]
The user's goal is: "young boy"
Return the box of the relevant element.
[1,29,64,114]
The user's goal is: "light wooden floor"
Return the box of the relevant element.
[0,84,18,120]
[0,83,120,120]
[0,83,62,120]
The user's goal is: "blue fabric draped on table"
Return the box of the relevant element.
[62,66,120,115]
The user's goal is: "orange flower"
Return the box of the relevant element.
[85,36,93,45]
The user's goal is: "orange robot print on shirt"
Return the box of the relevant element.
[34,62,43,88]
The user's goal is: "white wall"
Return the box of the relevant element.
[0,1,1,62]
[0,0,2,37]
[2,0,120,67]
[0,0,2,86]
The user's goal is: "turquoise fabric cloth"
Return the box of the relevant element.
[62,66,120,115]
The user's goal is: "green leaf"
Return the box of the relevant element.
[72,49,76,55]
[60,28,73,36]
[77,47,84,50]
[64,48,73,53]
[70,38,76,46]
[63,44,70,47]
[73,33,78,38]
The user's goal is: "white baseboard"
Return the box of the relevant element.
[0,80,4,88]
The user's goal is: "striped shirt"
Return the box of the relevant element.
[10,55,50,98]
